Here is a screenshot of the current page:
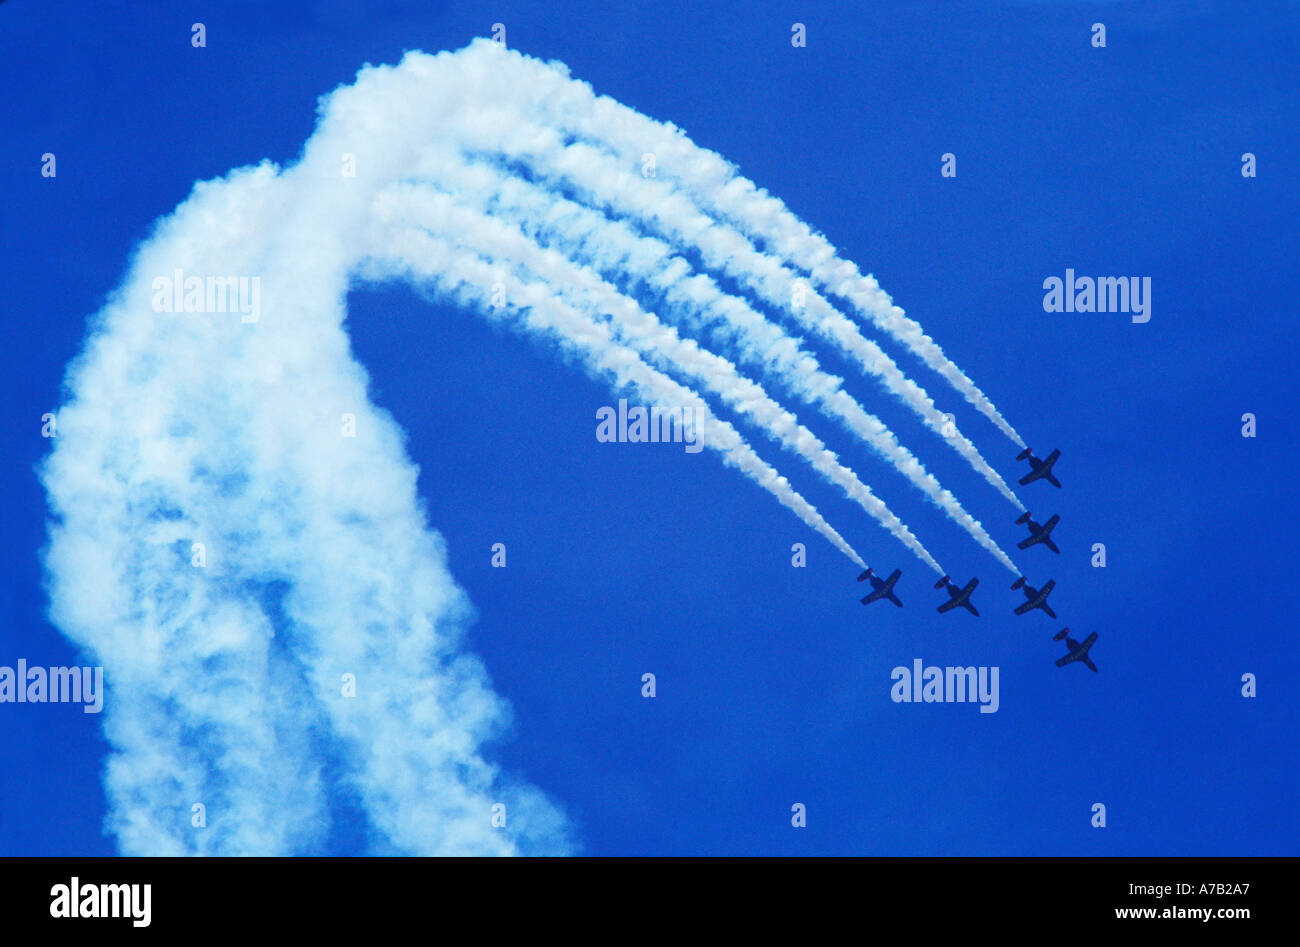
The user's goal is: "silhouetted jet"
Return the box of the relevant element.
[934,575,980,616]
[858,568,903,607]
[1054,628,1098,671]
[1016,447,1061,488]
[1011,576,1056,618]
[1016,511,1060,553]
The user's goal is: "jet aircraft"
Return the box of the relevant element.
[1016,511,1060,553]
[857,568,903,607]
[934,575,980,616]
[1053,628,1099,671]
[1016,447,1061,488]
[1011,576,1057,618]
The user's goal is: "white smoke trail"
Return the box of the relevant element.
[372,185,947,573]
[363,221,879,571]
[458,128,1025,507]
[43,165,574,854]
[434,41,1028,486]
[381,152,1019,571]
[468,41,1027,447]
[41,42,1027,854]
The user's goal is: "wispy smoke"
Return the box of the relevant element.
[380,154,1016,568]
[492,63,1028,447]
[41,40,1025,855]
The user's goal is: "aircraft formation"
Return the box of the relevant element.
[855,447,1099,672]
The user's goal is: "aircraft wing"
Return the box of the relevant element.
[939,580,975,614]
[1042,451,1062,487]
[1041,516,1061,553]
[1017,468,1042,486]
[861,588,886,605]
[1014,599,1034,616]
[1017,533,1038,550]
[1057,632,1099,669]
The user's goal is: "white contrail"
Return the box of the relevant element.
[364,219,882,572]
[445,119,1026,507]
[433,40,1027,482]
[41,42,1031,854]
[460,40,1026,447]
[383,154,1019,571]
[373,184,948,573]
[43,169,574,854]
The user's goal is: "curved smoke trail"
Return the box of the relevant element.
[41,42,1026,855]
[460,121,1028,506]
[377,153,1017,569]
[498,53,1028,448]
[440,42,1028,459]
[370,185,947,573]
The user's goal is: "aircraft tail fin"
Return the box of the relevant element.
[1016,448,1032,462]
[934,576,949,590]
[1016,512,1031,525]
[1053,628,1070,641]
[1011,576,1026,591]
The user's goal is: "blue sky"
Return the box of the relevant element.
[2,1,1297,855]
